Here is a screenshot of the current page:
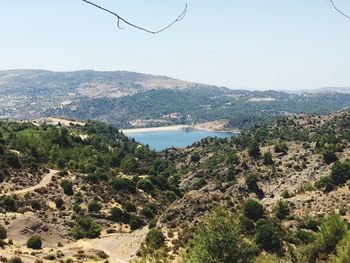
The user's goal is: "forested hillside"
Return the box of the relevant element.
[148,110,350,262]
[0,120,182,261]
[1,112,350,262]
[1,70,350,129]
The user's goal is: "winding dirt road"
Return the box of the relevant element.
[10,169,58,196]
[1,169,148,262]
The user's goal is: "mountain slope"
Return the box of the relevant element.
[156,110,350,260]
[1,111,350,262]
[1,70,350,130]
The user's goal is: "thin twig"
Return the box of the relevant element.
[329,0,350,19]
[81,0,188,34]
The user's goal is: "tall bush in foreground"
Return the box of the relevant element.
[183,207,258,263]
[329,231,350,263]
[145,229,165,251]
[255,219,281,252]
[299,213,347,263]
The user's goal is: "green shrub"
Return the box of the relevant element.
[303,217,320,232]
[248,140,261,159]
[2,196,17,211]
[274,200,290,220]
[191,178,206,190]
[274,142,288,155]
[255,219,281,252]
[205,155,225,171]
[70,216,102,239]
[4,152,21,168]
[226,152,240,165]
[315,176,334,192]
[0,225,7,240]
[300,213,347,262]
[323,149,338,164]
[183,207,259,263]
[73,204,81,213]
[26,235,42,249]
[121,210,131,224]
[245,172,259,190]
[296,229,316,244]
[58,170,68,177]
[145,229,165,250]
[120,156,138,174]
[9,257,23,263]
[262,151,273,165]
[280,189,290,198]
[110,207,123,222]
[111,177,136,192]
[88,200,101,213]
[329,231,350,263]
[123,201,136,212]
[0,171,5,182]
[330,160,350,186]
[137,179,155,193]
[243,199,264,221]
[239,216,255,234]
[319,213,347,254]
[129,214,142,230]
[60,180,74,196]
[190,153,201,163]
[31,199,41,210]
[54,197,64,209]
[165,190,177,203]
[339,207,347,216]
[144,203,158,214]
[74,193,84,204]
[85,173,100,183]
[148,219,157,229]
[141,206,155,220]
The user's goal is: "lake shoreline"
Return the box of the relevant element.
[121,124,240,134]
[121,125,187,134]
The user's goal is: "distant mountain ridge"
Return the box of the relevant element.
[280,86,350,94]
[0,69,193,98]
[1,69,350,129]
[297,86,350,94]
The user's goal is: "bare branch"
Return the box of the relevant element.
[81,0,188,34]
[329,0,350,19]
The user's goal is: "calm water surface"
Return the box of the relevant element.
[124,130,235,151]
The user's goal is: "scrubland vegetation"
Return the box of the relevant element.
[1,110,350,262]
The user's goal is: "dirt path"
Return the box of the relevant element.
[0,226,148,263]
[10,169,58,195]
[1,169,147,262]
[67,226,148,263]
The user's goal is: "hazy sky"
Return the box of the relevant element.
[1,0,350,90]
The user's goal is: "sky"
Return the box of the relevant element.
[0,0,350,90]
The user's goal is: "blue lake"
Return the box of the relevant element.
[124,130,235,151]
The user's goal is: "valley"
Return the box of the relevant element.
[0,110,350,262]
[0,70,350,263]
[2,1,350,262]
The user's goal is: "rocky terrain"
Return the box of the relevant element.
[155,110,350,260]
[0,111,350,262]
